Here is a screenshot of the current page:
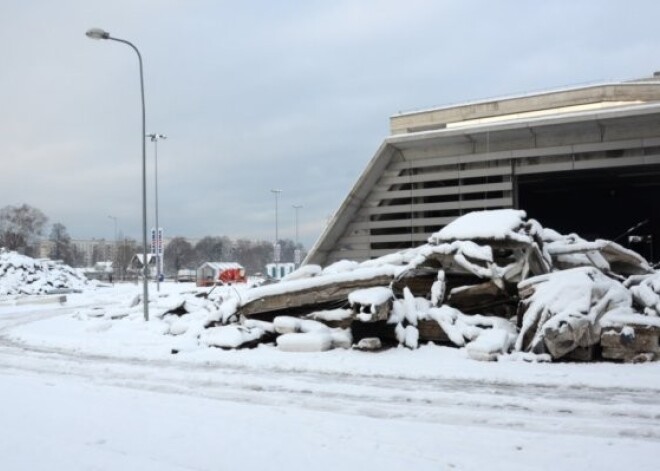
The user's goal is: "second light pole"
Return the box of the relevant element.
[147,133,167,291]
[292,204,303,267]
[271,189,283,263]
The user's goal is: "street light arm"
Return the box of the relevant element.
[87,28,149,321]
[147,133,167,142]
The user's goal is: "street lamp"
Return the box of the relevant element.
[108,214,118,255]
[271,189,282,263]
[292,204,303,267]
[87,27,149,321]
[108,215,118,283]
[108,215,118,242]
[147,133,166,292]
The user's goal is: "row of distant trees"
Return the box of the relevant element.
[163,236,304,276]
[0,204,306,276]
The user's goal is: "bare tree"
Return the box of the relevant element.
[70,245,86,268]
[233,238,274,274]
[49,222,73,264]
[194,236,228,265]
[0,204,48,255]
[164,237,195,276]
[278,239,306,263]
[114,238,138,281]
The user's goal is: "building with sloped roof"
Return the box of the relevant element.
[306,74,660,266]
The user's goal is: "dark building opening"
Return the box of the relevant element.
[516,166,660,264]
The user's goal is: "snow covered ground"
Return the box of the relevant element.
[1,282,660,470]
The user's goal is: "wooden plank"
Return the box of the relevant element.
[601,347,657,363]
[238,274,394,319]
[600,327,660,352]
[562,346,597,362]
[417,319,451,344]
[447,281,516,318]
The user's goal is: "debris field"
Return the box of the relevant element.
[68,210,660,362]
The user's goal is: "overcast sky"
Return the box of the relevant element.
[2,0,660,248]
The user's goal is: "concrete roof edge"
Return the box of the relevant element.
[390,80,660,119]
[304,141,395,266]
[386,102,660,144]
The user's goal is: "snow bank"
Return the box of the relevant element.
[0,249,91,296]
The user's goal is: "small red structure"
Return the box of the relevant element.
[196,262,246,287]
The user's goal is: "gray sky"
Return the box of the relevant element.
[2,0,659,249]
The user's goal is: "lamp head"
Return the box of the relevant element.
[86,28,110,40]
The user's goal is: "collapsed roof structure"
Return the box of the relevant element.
[306,75,660,267]
[137,209,656,363]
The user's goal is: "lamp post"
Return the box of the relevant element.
[87,27,149,321]
[147,133,166,292]
[108,215,118,284]
[271,189,282,263]
[108,215,117,242]
[292,204,303,267]
[108,214,118,256]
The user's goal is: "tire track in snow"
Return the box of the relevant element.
[1,308,660,442]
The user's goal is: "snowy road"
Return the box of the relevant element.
[1,303,660,470]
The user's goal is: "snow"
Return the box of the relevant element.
[466,329,516,361]
[0,249,91,295]
[2,209,660,469]
[321,259,359,275]
[239,264,406,305]
[277,331,333,352]
[1,284,660,471]
[428,209,533,244]
[306,308,352,322]
[348,286,392,307]
[281,263,322,281]
[625,272,660,316]
[273,315,302,334]
[200,324,266,349]
[516,267,633,353]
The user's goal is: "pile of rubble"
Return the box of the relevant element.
[0,249,90,296]
[208,209,660,362]
[79,209,660,362]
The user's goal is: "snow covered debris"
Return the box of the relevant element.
[428,209,537,245]
[348,286,392,308]
[625,273,660,316]
[305,308,352,324]
[321,260,360,275]
[277,332,333,352]
[516,267,634,358]
[281,264,322,282]
[201,325,269,349]
[355,337,382,351]
[466,329,516,361]
[52,208,660,363]
[0,249,91,296]
[349,286,393,322]
[273,316,301,334]
[544,233,652,276]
